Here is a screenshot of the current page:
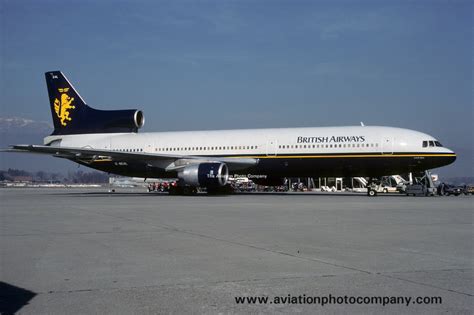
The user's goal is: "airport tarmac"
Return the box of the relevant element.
[1,188,472,314]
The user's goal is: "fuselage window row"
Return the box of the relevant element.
[278,143,378,149]
[112,140,442,153]
[112,143,385,153]
[152,146,260,153]
[112,148,144,152]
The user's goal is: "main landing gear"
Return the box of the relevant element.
[168,186,198,196]
[206,185,234,195]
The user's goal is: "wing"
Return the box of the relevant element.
[3,144,258,171]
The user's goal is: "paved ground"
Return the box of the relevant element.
[0,188,472,314]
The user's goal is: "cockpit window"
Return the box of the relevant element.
[423,140,442,148]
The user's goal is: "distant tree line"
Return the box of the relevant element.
[0,168,109,183]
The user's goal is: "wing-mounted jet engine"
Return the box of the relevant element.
[173,163,230,194]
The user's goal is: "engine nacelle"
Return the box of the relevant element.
[178,163,229,187]
[51,107,145,135]
[100,109,145,132]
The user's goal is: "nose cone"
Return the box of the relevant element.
[444,148,456,166]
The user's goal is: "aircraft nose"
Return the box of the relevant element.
[445,148,456,164]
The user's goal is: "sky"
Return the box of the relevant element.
[0,0,472,177]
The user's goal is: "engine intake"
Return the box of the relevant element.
[178,163,229,187]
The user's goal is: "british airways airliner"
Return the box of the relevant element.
[5,71,456,195]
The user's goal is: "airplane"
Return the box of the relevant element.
[4,71,456,195]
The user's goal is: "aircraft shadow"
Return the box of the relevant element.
[0,282,37,315]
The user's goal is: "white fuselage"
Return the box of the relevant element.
[45,126,452,157]
[42,125,455,179]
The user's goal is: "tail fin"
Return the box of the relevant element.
[45,71,86,131]
[45,71,144,135]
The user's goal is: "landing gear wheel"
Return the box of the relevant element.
[169,186,197,195]
[182,187,198,195]
[169,186,183,195]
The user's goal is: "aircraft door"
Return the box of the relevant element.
[266,139,278,156]
[381,136,393,154]
[109,135,117,151]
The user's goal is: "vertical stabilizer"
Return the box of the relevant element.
[44,71,144,135]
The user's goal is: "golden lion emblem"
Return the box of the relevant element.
[54,88,75,126]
